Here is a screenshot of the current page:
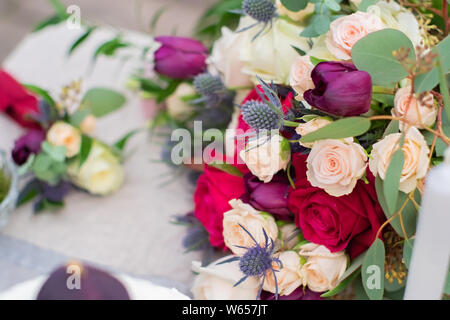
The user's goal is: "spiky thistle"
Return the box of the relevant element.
[230,0,278,41]
[217,224,282,300]
[192,73,230,107]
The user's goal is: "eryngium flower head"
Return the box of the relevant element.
[241,100,282,130]
[193,73,225,97]
[243,0,276,23]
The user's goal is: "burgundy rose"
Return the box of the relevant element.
[304,61,372,117]
[11,130,46,165]
[194,163,248,249]
[260,286,323,300]
[288,154,385,259]
[240,172,292,221]
[154,36,208,79]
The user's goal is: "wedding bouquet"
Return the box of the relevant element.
[181,0,450,300]
[2,72,129,212]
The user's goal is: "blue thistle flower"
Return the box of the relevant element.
[241,100,282,130]
[229,0,278,41]
[193,73,225,97]
[218,224,282,300]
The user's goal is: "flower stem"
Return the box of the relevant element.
[283,120,299,127]
[372,86,395,95]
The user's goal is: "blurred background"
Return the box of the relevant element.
[0,0,216,61]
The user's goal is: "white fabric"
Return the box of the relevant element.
[0,24,201,287]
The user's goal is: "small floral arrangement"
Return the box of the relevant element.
[3,75,130,213]
[182,0,450,300]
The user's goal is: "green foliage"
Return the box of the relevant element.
[208,162,243,177]
[321,269,360,298]
[31,143,67,185]
[362,238,385,300]
[281,0,308,12]
[78,135,93,168]
[135,77,182,103]
[300,0,343,38]
[300,117,371,143]
[114,129,141,152]
[352,29,416,87]
[81,88,126,117]
[357,0,378,11]
[68,26,97,56]
[33,0,69,32]
[383,148,404,215]
[93,36,130,62]
[0,169,11,203]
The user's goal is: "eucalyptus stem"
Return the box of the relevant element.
[372,86,395,95]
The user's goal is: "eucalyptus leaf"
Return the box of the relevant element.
[352,29,416,87]
[358,0,378,11]
[300,117,371,143]
[82,88,126,117]
[383,148,404,215]
[362,238,385,300]
[281,0,308,12]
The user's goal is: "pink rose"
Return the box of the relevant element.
[326,12,385,60]
[289,55,315,101]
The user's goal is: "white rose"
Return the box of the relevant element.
[239,17,310,85]
[326,12,385,60]
[46,121,81,158]
[299,243,347,292]
[263,251,303,296]
[295,117,332,148]
[240,133,290,183]
[67,141,124,195]
[191,255,260,300]
[276,0,315,22]
[290,55,315,101]
[306,139,368,197]
[165,83,196,121]
[369,127,430,193]
[223,199,278,256]
[208,27,252,88]
[392,86,436,130]
[367,0,424,47]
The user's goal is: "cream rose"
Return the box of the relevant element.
[295,117,332,148]
[240,133,290,183]
[290,55,315,101]
[223,199,278,256]
[208,27,252,88]
[80,115,96,135]
[392,86,436,130]
[326,12,385,60]
[263,251,303,296]
[276,0,315,22]
[165,83,196,122]
[306,139,367,197]
[367,0,424,47]
[369,127,430,193]
[299,243,347,292]
[67,141,124,195]
[46,121,81,158]
[191,255,260,300]
[239,17,310,85]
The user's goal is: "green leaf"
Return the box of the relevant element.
[402,239,414,268]
[114,129,141,151]
[93,37,129,61]
[50,0,68,18]
[23,84,56,107]
[362,238,385,300]
[383,148,404,215]
[300,23,321,38]
[312,14,330,35]
[437,51,450,124]
[68,26,96,56]
[281,0,308,12]
[309,56,327,65]
[33,14,65,32]
[358,0,378,11]
[383,120,399,137]
[78,135,93,168]
[291,45,306,56]
[340,251,366,282]
[69,108,91,127]
[208,162,243,177]
[300,117,371,143]
[321,270,360,298]
[324,0,341,11]
[150,7,167,33]
[352,29,416,87]
[82,88,126,117]
[414,35,450,94]
[42,142,67,162]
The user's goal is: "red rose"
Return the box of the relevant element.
[194,163,248,249]
[288,154,385,258]
[0,70,40,129]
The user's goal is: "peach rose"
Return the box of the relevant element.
[306,139,368,197]
[191,255,260,300]
[46,121,81,158]
[80,115,96,135]
[392,86,436,130]
[299,243,347,292]
[369,127,430,193]
[263,251,303,296]
[295,117,332,148]
[326,12,385,60]
[240,133,290,183]
[290,55,315,101]
[223,199,278,256]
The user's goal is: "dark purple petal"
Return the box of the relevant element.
[11,129,45,165]
[304,61,372,117]
[260,286,324,300]
[42,180,72,203]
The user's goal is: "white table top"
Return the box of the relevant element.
[0,23,201,293]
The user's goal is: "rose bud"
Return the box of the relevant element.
[12,130,46,165]
[154,36,208,79]
[304,61,372,116]
[241,172,292,220]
